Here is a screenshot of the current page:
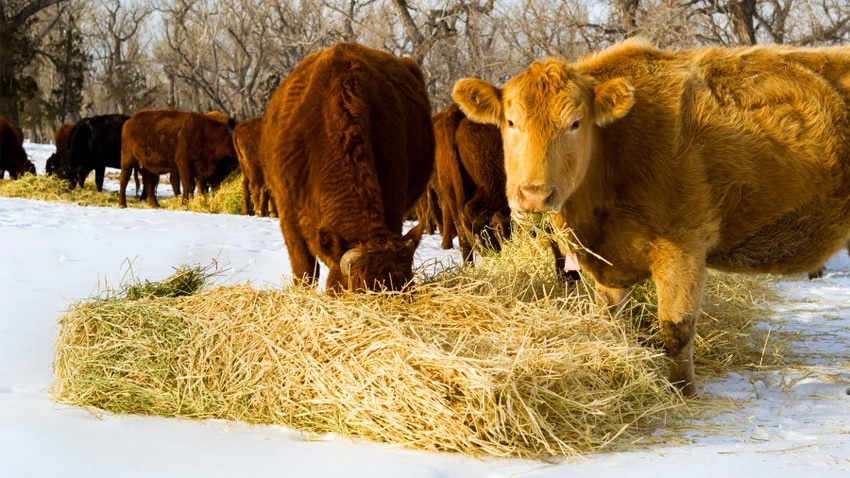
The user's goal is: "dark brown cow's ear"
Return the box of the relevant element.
[318,226,346,257]
[403,223,424,248]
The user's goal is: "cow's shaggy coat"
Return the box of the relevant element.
[260,42,434,291]
[454,39,850,396]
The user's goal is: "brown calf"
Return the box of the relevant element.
[433,103,512,263]
[45,122,74,175]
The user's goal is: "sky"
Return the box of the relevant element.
[1,143,849,477]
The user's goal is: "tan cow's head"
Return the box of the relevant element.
[453,60,635,218]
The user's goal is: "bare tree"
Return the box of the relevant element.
[617,0,641,36]
[155,0,335,118]
[0,0,68,125]
[83,0,155,115]
[8,0,848,136]
[756,0,850,45]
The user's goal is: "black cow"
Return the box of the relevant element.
[58,114,130,190]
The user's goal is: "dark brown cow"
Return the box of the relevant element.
[119,109,238,208]
[260,42,434,291]
[232,117,274,216]
[45,122,74,175]
[454,39,850,396]
[0,117,34,179]
[433,103,512,263]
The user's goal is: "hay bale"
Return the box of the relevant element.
[51,233,784,458]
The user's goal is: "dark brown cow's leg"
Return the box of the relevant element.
[169,170,180,198]
[280,211,318,286]
[118,164,132,208]
[143,170,161,208]
[242,175,253,215]
[176,159,194,206]
[94,167,105,192]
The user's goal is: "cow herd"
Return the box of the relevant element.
[3,39,850,396]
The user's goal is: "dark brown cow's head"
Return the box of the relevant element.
[452,61,635,218]
[0,118,33,179]
[319,224,423,292]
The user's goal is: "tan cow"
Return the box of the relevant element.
[453,39,850,397]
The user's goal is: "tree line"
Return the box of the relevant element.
[2,0,848,142]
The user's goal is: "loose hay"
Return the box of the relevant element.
[0,173,117,207]
[1,170,244,214]
[51,232,787,458]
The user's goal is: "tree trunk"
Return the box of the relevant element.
[617,0,640,37]
[0,0,68,124]
[729,0,757,46]
[0,34,20,124]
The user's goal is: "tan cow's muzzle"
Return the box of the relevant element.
[515,183,562,213]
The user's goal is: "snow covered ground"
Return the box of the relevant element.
[1,143,848,477]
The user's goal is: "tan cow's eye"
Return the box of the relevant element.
[507,120,515,127]
[570,120,580,131]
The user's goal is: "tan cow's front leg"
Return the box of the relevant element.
[651,246,706,397]
[594,282,630,318]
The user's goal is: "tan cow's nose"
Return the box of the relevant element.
[517,183,558,212]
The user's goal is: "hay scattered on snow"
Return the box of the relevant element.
[0,173,117,207]
[51,232,788,458]
[1,170,244,214]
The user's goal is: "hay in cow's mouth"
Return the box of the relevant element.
[50,231,791,458]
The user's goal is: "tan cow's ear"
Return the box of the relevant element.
[452,79,503,125]
[593,78,635,125]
